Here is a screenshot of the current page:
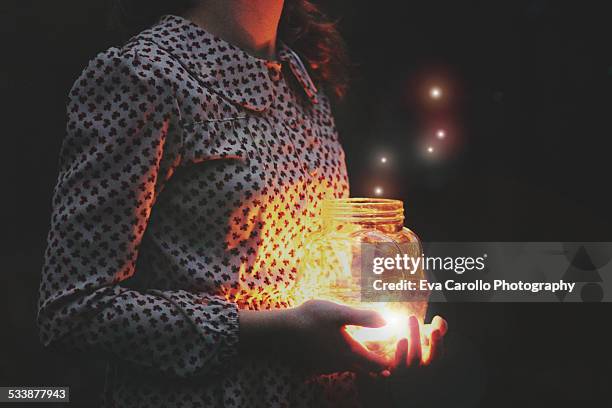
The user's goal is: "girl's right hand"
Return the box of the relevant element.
[286,299,388,374]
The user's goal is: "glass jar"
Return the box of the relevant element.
[296,198,429,357]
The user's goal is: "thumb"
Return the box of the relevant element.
[337,305,386,328]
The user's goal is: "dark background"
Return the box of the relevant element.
[2,0,612,406]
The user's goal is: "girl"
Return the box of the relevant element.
[38,1,445,406]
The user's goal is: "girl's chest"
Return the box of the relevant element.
[174,89,348,209]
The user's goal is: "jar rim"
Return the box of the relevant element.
[325,197,402,205]
[321,198,404,224]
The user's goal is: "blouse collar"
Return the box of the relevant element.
[136,14,319,111]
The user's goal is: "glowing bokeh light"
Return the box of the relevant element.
[380,156,387,164]
[374,186,383,196]
[436,129,446,139]
[429,86,442,99]
[427,146,434,153]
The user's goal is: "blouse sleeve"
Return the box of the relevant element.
[37,48,240,378]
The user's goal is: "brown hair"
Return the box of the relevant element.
[111,0,349,99]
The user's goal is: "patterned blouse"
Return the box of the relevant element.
[38,14,358,408]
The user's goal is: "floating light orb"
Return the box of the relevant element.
[427,146,434,153]
[436,129,446,139]
[380,156,387,164]
[429,86,442,99]
[374,187,384,195]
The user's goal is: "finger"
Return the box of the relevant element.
[433,328,445,360]
[337,305,386,328]
[341,328,388,372]
[432,329,445,362]
[352,358,387,376]
[392,338,408,371]
[432,315,448,336]
[406,316,422,367]
[423,329,442,366]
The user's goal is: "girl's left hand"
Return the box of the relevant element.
[390,315,447,374]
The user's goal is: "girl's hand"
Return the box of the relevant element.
[287,299,389,375]
[357,316,449,408]
[390,315,447,375]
